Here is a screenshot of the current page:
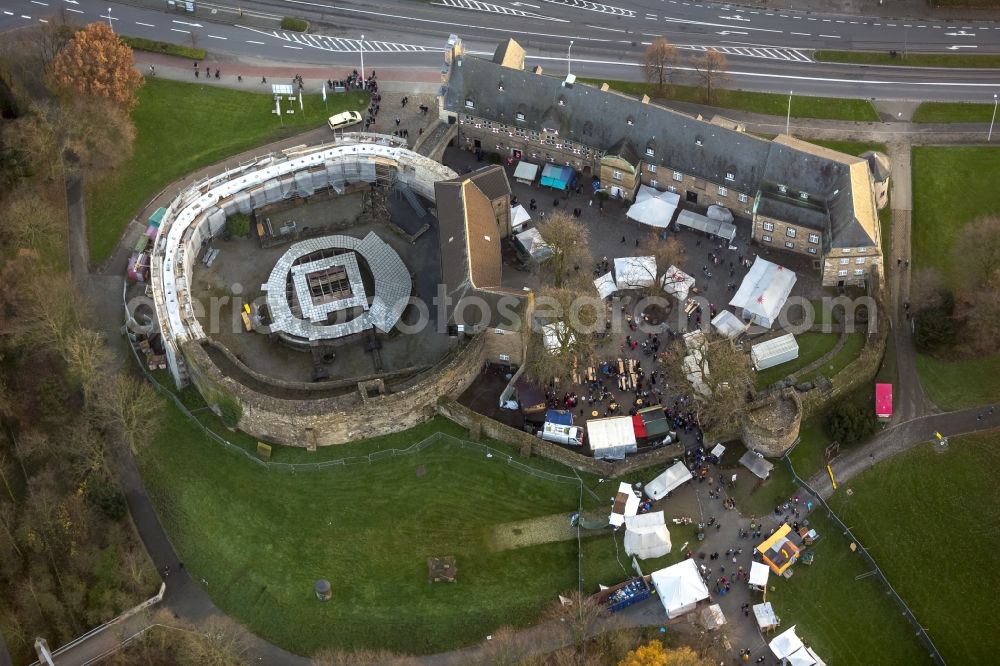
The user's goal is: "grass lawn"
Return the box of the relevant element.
[798,333,865,384]
[86,79,369,262]
[828,430,1000,663]
[915,353,1000,410]
[754,332,841,389]
[808,140,887,157]
[576,79,879,122]
[912,102,1000,123]
[138,403,676,656]
[815,50,1000,68]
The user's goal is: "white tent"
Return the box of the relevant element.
[626,186,680,228]
[516,227,552,262]
[700,603,726,630]
[711,310,745,339]
[541,322,574,353]
[770,626,825,666]
[624,511,672,559]
[650,559,711,619]
[753,602,779,631]
[749,561,770,589]
[614,256,657,290]
[660,265,695,302]
[588,416,637,460]
[752,333,799,371]
[644,461,694,500]
[610,481,641,528]
[729,257,797,328]
[511,204,531,230]
[675,209,737,242]
[513,161,539,185]
[710,443,726,458]
[593,272,617,299]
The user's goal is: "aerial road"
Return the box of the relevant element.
[1,0,998,100]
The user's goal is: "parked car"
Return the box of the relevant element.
[327,110,363,131]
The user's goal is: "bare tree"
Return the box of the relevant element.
[312,647,419,666]
[953,215,1000,289]
[909,267,949,314]
[175,615,252,666]
[692,49,729,104]
[0,192,63,254]
[98,372,163,455]
[959,287,1000,355]
[540,591,610,664]
[526,285,604,386]
[535,211,592,288]
[66,328,110,406]
[641,38,679,92]
[628,231,688,300]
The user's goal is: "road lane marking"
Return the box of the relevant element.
[170,28,190,34]
[65,7,82,12]
[790,32,810,36]
[283,45,303,50]
[818,34,840,39]
[135,21,155,27]
[246,40,266,44]
[208,34,228,40]
[31,1,48,6]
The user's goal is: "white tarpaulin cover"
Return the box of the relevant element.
[513,161,538,184]
[769,626,824,666]
[711,443,726,458]
[675,209,737,242]
[610,481,641,528]
[729,257,797,328]
[626,185,680,228]
[511,204,531,230]
[706,205,734,224]
[588,416,638,460]
[749,561,770,588]
[711,310,745,339]
[593,272,618,299]
[651,559,711,619]
[615,256,657,290]
[700,603,726,630]
[624,511,672,559]
[516,227,552,262]
[661,265,695,302]
[752,333,799,371]
[644,461,694,500]
[542,322,574,353]
[753,602,779,630]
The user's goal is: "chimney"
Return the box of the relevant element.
[600,83,610,92]
[640,94,650,104]
[532,65,544,75]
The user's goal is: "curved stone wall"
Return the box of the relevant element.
[741,389,803,457]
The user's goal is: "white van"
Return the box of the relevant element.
[540,423,585,447]
[327,110,363,131]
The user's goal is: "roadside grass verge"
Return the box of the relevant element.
[912,102,1000,123]
[576,78,879,122]
[815,50,1000,69]
[121,35,206,61]
[86,79,368,262]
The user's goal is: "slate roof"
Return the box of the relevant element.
[467,164,511,202]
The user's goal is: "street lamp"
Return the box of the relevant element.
[786,90,793,136]
[107,7,113,33]
[989,93,998,143]
[359,34,365,83]
[568,40,574,77]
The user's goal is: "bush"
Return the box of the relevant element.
[281,16,309,32]
[914,292,956,352]
[88,481,128,521]
[226,213,251,238]
[824,402,875,446]
[120,35,206,61]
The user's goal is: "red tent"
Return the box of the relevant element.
[875,383,893,420]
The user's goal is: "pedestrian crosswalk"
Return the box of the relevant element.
[433,0,567,22]
[679,44,813,63]
[278,31,438,53]
[539,0,635,17]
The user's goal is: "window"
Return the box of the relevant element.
[667,186,678,193]
[646,147,655,157]
[778,184,788,194]
[725,172,735,181]
[785,241,794,249]
[856,257,866,265]
[854,268,864,276]
[515,112,525,121]
[673,171,683,182]
[627,117,635,126]
[762,222,774,232]
[786,228,796,238]
[762,235,772,243]
[799,191,809,200]
[738,193,748,203]
[808,233,820,244]
[647,164,657,173]
[808,247,817,255]
[650,179,658,188]
[838,270,848,277]
[839,258,850,265]
[612,170,623,181]
[465,99,474,109]
[842,248,852,253]
[718,186,728,196]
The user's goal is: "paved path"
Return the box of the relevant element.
[789,330,848,382]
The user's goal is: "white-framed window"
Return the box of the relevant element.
[778,184,788,193]
[808,233,820,244]
[647,163,657,173]
[725,172,735,181]
[465,99,474,109]
[667,186,678,193]
[627,117,635,126]
[838,269,848,277]
[738,193,748,203]
[839,258,850,265]
[673,171,683,182]
[762,221,774,232]
[515,112,525,121]
[785,241,794,249]
[786,228,796,238]
[612,169,623,181]
[856,257,866,265]
[762,235,772,242]
[799,191,809,200]
[808,247,817,255]
[650,179,658,188]
[646,147,655,157]
[842,247,852,253]
[718,186,728,196]
[854,268,864,276]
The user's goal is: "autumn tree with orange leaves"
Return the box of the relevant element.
[50,22,143,111]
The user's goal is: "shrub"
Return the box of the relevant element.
[120,35,206,61]
[914,292,956,352]
[281,16,309,32]
[824,401,875,446]
[88,481,128,521]
[226,212,251,238]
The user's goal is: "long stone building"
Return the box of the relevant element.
[438,38,884,288]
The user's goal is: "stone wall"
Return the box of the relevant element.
[741,389,803,457]
[183,333,488,447]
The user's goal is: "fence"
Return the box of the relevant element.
[781,456,946,665]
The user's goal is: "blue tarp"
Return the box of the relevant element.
[545,409,573,426]
[540,164,575,190]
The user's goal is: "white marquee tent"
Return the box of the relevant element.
[749,561,770,589]
[593,272,618,299]
[753,602,779,632]
[729,257,797,328]
[588,416,638,460]
[660,265,695,302]
[626,185,680,228]
[610,481,641,528]
[769,626,826,666]
[516,227,552,262]
[711,310,746,339]
[511,204,531,230]
[623,511,672,559]
[650,559,711,619]
[644,461,694,500]
[614,256,657,290]
[513,161,539,185]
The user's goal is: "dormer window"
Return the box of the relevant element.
[695,135,704,146]
[558,96,566,106]
[498,82,504,91]
[778,184,788,194]
[515,112,525,122]
[725,172,735,181]
[645,147,655,157]
[799,191,809,200]
[465,99,474,109]
[626,116,635,126]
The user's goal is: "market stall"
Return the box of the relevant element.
[644,461,694,500]
[626,185,680,228]
[729,257,797,328]
[513,161,539,185]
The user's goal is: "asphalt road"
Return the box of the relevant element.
[2,0,999,100]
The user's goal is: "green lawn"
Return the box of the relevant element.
[86,79,369,262]
[815,50,1000,69]
[576,79,879,122]
[138,404,674,657]
[808,140,887,157]
[915,353,1000,410]
[798,333,865,385]
[912,102,1000,123]
[828,431,1000,663]
[755,332,841,389]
